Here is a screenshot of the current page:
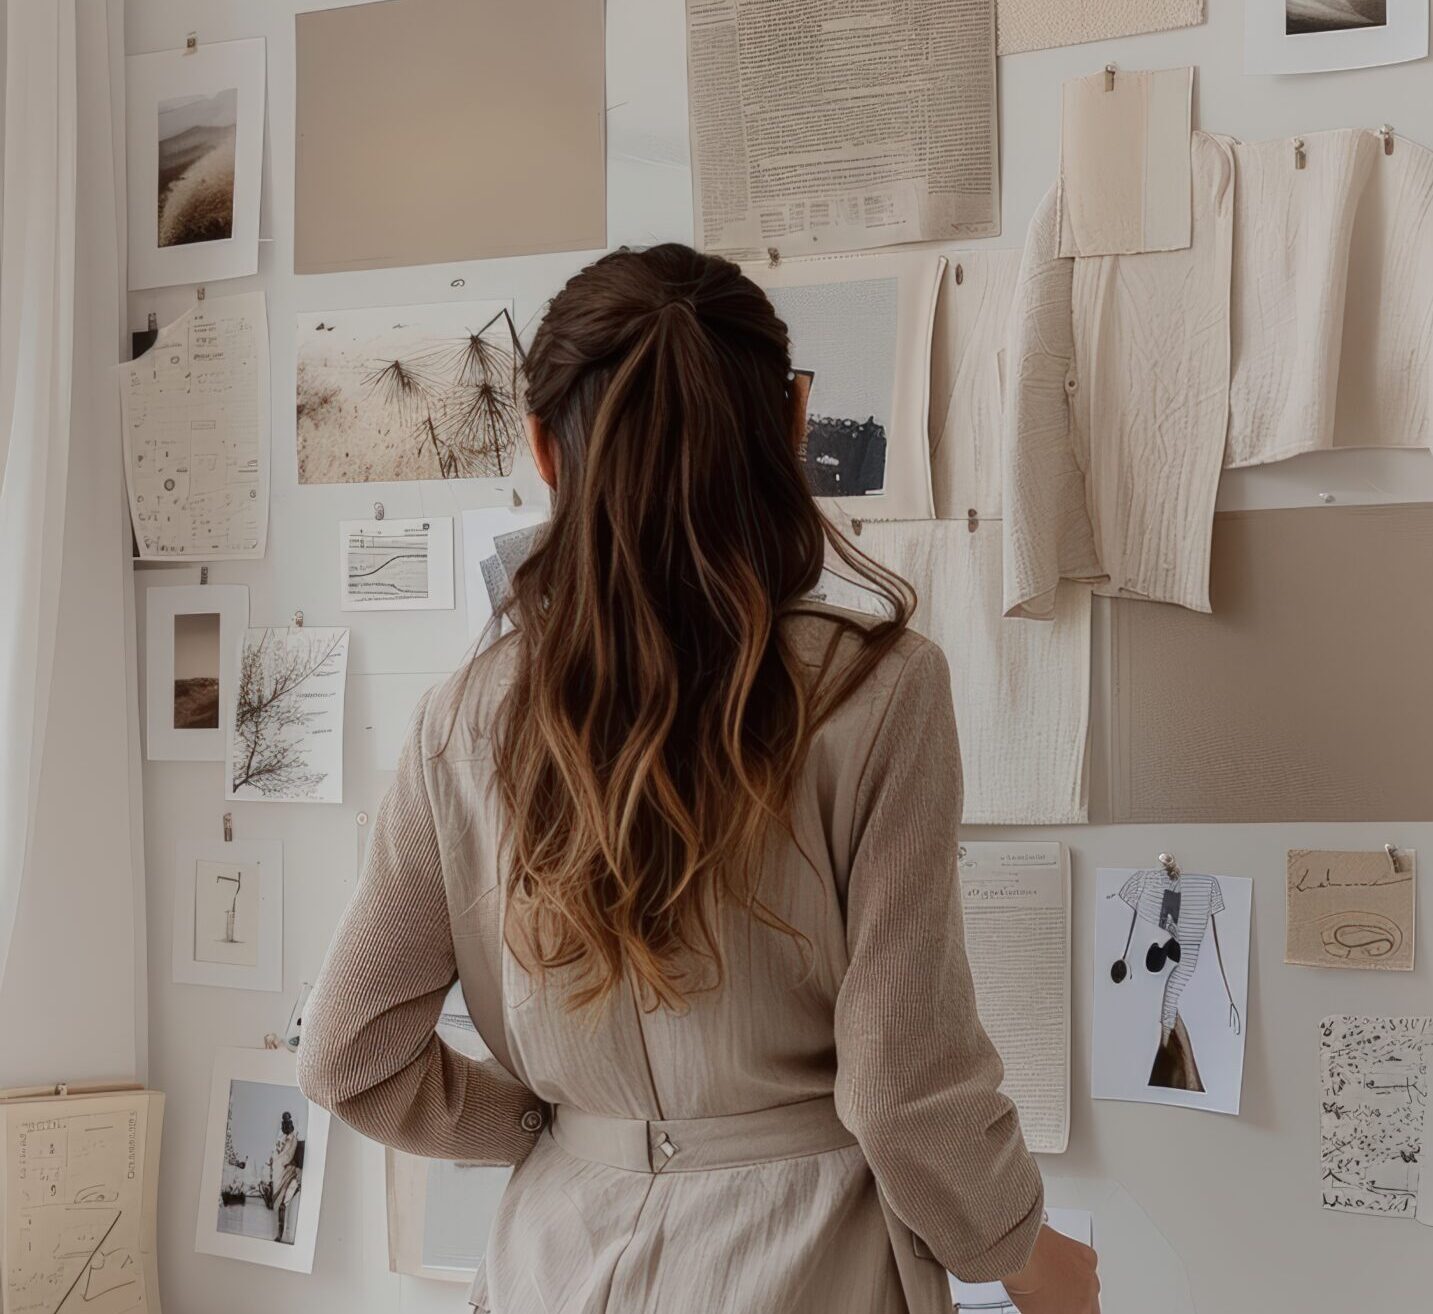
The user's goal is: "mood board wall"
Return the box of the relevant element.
[127,1,1433,1311]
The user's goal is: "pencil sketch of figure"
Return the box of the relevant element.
[230,628,345,798]
[157,88,238,247]
[764,278,898,498]
[297,305,523,484]
[1286,1,1387,34]
[1109,868,1242,1091]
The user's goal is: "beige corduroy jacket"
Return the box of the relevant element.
[299,610,1044,1313]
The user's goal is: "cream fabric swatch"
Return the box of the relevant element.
[1058,66,1193,258]
[828,519,1092,826]
[1286,849,1416,972]
[1228,130,1433,467]
[1004,134,1235,618]
[928,250,1023,520]
[997,0,1204,55]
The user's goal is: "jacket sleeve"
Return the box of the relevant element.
[833,640,1045,1283]
[297,701,545,1166]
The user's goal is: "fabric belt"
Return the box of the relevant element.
[549,1094,857,1175]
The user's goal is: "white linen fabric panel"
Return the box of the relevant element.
[996,0,1204,55]
[843,518,1091,825]
[927,249,1021,520]
[1229,129,1433,467]
[1058,66,1193,259]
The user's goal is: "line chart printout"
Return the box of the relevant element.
[0,1092,164,1314]
[121,292,270,560]
[339,517,454,612]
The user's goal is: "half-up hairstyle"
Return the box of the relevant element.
[488,243,911,1011]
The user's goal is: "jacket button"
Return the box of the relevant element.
[520,1108,545,1133]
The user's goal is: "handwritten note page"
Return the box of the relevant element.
[1320,1015,1430,1217]
[1287,849,1416,971]
[1,1092,163,1314]
[122,292,270,560]
[958,843,1070,1154]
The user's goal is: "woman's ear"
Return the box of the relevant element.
[525,413,558,488]
[788,371,813,452]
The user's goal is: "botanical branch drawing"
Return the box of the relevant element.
[297,301,522,485]
[228,627,349,802]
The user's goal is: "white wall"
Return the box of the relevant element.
[126,2,1433,1312]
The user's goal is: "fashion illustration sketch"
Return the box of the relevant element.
[1093,864,1253,1114]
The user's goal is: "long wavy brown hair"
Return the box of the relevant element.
[489,244,911,1011]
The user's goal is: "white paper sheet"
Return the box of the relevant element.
[461,508,549,641]
[686,0,998,257]
[144,583,248,762]
[950,1208,1093,1310]
[126,37,266,290]
[226,627,349,804]
[296,301,516,485]
[958,843,1071,1153]
[749,252,944,521]
[1058,66,1193,258]
[1320,1015,1430,1218]
[1092,868,1252,1116]
[171,836,283,993]
[1,1091,164,1314]
[122,293,270,560]
[1246,1,1427,75]
[339,518,454,612]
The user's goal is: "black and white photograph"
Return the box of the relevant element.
[1248,0,1425,71]
[126,37,266,288]
[1286,1,1387,34]
[171,836,283,993]
[145,583,248,762]
[339,517,455,612]
[157,88,237,247]
[196,1049,330,1272]
[172,610,221,729]
[764,279,897,498]
[226,626,350,804]
[297,302,521,484]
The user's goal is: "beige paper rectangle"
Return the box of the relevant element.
[1286,849,1416,971]
[1058,67,1193,258]
[294,0,605,273]
[998,0,1204,55]
[1111,506,1433,822]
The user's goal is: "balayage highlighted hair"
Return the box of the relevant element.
[486,244,911,1011]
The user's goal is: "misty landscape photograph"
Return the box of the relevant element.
[1286,1,1388,34]
[158,87,238,247]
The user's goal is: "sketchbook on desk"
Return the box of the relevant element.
[0,1087,164,1314]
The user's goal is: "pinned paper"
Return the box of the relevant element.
[1058,66,1193,258]
[1286,849,1416,971]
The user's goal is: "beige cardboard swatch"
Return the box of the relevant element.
[1111,506,1433,822]
[997,0,1204,55]
[1058,67,1193,258]
[1286,849,1416,971]
[294,0,605,273]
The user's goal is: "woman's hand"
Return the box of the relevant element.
[999,1223,1100,1314]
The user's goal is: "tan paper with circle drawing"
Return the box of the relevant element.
[1286,849,1416,972]
[294,0,605,273]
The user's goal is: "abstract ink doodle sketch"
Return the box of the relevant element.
[1319,1014,1430,1217]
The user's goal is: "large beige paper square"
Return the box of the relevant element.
[1058,67,1193,258]
[1287,849,1416,971]
[294,0,605,273]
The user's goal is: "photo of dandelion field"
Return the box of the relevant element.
[296,302,523,484]
[158,88,238,248]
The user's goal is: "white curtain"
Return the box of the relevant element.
[0,1,79,988]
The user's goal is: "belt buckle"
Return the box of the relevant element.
[649,1127,680,1172]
